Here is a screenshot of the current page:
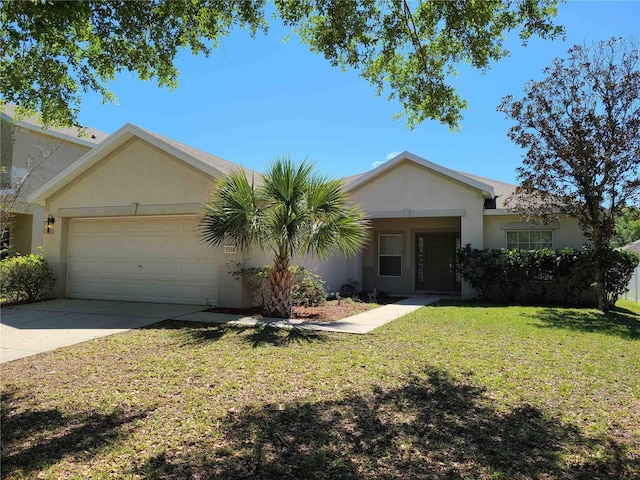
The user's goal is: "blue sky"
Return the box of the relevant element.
[78,1,639,184]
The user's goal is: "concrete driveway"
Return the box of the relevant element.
[1,299,205,363]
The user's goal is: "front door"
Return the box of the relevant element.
[415,233,459,292]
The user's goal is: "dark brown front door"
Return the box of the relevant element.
[415,233,458,292]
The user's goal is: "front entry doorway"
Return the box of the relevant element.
[415,232,460,292]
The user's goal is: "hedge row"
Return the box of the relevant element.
[456,245,639,306]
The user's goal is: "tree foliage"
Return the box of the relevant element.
[200,157,369,318]
[1,0,563,128]
[612,207,640,248]
[498,37,640,310]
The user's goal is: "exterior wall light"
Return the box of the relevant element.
[44,215,55,234]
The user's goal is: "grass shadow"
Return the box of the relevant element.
[244,325,327,348]
[180,324,233,346]
[128,367,637,479]
[532,307,640,340]
[140,320,327,348]
[141,320,240,346]
[1,388,148,477]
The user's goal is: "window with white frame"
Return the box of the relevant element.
[379,234,402,277]
[506,230,553,250]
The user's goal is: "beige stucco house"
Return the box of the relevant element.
[1,104,108,256]
[28,123,586,306]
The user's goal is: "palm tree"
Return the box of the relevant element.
[200,157,370,318]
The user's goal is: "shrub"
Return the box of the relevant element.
[0,254,55,303]
[230,264,327,308]
[456,245,639,308]
[555,247,595,305]
[339,279,361,299]
[229,263,271,308]
[602,249,639,309]
[292,266,326,307]
[456,245,502,302]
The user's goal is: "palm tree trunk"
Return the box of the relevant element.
[266,254,294,318]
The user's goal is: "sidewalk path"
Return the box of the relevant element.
[2,296,442,363]
[174,295,442,334]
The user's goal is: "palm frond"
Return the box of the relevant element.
[305,203,371,259]
[200,169,263,250]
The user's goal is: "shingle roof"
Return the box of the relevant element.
[621,239,640,254]
[133,124,257,178]
[342,171,366,188]
[454,171,517,209]
[1,103,109,145]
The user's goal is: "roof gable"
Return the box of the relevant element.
[28,123,252,204]
[344,151,496,199]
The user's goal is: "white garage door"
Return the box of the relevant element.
[67,216,219,305]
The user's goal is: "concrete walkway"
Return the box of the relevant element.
[174,295,442,334]
[1,296,441,363]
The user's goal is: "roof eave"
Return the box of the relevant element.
[346,151,496,199]
[1,111,102,148]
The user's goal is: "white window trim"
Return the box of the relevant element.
[505,230,554,250]
[378,233,402,277]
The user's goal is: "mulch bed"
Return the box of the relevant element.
[208,297,408,322]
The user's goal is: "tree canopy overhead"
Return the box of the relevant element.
[1,0,563,128]
[498,37,640,310]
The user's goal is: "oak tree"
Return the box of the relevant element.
[498,37,640,310]
[1,0,563,128]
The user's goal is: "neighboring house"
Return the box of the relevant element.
[28,123,586,306]
[621,240,640,302]
[1,104,108,257]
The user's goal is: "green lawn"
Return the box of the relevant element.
[2,301,639,479]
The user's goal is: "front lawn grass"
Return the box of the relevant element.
[2,300,639,479]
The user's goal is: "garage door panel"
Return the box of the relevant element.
[143,238,177,257]
[199,263,218,278]
[68,217,219,305]
[160,263,179,276]
[161,220,180,232]
[141,219,161,232]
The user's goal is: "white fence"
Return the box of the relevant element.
[623,264,640,302]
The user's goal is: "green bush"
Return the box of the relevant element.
[0,254,55,303]
[230,264,327,308]
[457,246,639,307]
[292,266,326,307]
[229,264,271,308]
[554,247,595,305]
[603,249,639,309]
[339,279,361,298]
[456,245,502,302]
